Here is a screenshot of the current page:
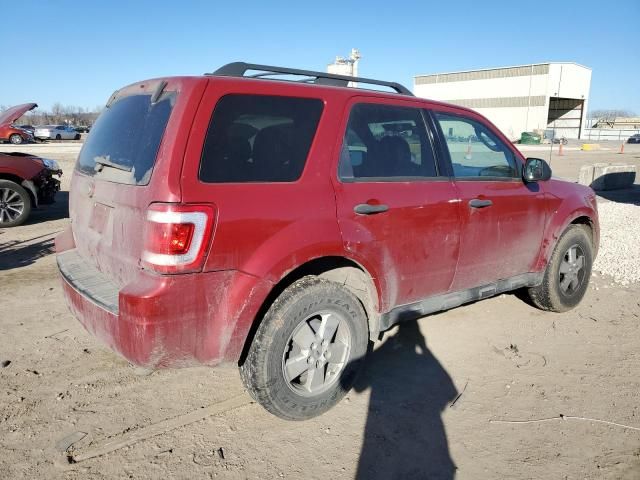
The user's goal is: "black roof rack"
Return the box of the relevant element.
[207,62,414,96]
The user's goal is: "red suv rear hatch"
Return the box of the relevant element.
[56,76,265,367]
[64,78,206,289]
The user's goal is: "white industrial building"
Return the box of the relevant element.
[327,48,361,77]
[414,62,592,140]
[328,49,361,88]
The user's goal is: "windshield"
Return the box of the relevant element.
[76,92,175,185]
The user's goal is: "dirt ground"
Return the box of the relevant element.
[1,142,639,479]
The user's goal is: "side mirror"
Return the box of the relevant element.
[523,157,552,182]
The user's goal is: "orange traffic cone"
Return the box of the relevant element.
[558,143,564,156]
[618,143,624,154]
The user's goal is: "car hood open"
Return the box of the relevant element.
[0,103,37,127]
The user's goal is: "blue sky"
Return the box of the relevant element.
[3,0,639,113]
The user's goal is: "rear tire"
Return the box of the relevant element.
[0,180,32,227]
[9,134,23,145]
[55,134,61,140]
[528,225,593,312]
[240,276,369,420]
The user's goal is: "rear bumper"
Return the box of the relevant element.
[57,246,271,368]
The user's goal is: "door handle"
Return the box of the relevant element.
[354,203,389,215]
[468,198,493,208]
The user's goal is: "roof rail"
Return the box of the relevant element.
[207,62,414,96]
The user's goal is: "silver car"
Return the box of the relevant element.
[34,125,80,140]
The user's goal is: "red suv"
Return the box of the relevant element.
[56,63,599,420]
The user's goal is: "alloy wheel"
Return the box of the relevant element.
[282,310,351,397]
[558,244,586,296]
[0,187,25,224]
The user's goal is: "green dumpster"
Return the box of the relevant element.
[520,132,541,144]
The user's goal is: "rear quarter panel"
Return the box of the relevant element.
[180,78,353,277]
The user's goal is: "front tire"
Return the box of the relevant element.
[528,225,593,312]
[9,134,23,145]
[55,134,62,140]
[0,180,32,227]
[240,276,369,420]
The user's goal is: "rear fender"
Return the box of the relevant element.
[223,221,386,361]
[236,217,386,309]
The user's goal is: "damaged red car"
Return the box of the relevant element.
[0,103,37,145]
[56,63,599,420]
[0,152,62,227]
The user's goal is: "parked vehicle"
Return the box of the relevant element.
[0,103,37,145]
[75,125,91,133]
[627,134,640,144]
[34,125,81,140]
[56,63,600,420]
[0,152,62,227]
[17,124,35,134]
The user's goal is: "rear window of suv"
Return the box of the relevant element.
[76,92,175,185]
[199,94,323,183]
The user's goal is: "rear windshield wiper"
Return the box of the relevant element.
[93,156,132,173]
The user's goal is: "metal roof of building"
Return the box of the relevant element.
[414,62,591,80]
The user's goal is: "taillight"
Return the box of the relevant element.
[142,203,216,273]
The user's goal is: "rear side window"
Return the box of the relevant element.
[76,93,175,185]
[338,103,438,180]
[199,95,323,183]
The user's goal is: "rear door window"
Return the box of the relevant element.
[199,94,324,183]
[338,103,438,180]
[76,93,175,185]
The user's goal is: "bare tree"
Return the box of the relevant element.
[588,109,636,120]
[12,103,102,127]
[50,102,64,124]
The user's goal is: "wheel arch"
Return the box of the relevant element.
[0,174,36,206]
[570,214,599,259]
[536,209,599,271]
[0,173,25,184]
[570,214,594,237]
[236,255,381,366]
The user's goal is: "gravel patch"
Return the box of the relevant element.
[593,201,640,285]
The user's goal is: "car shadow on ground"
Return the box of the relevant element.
[25,191,69,224]
[0,234,56,270]
[0,192,66,270]
[348,321,458,479]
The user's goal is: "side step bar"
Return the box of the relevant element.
[379,272,544,331]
